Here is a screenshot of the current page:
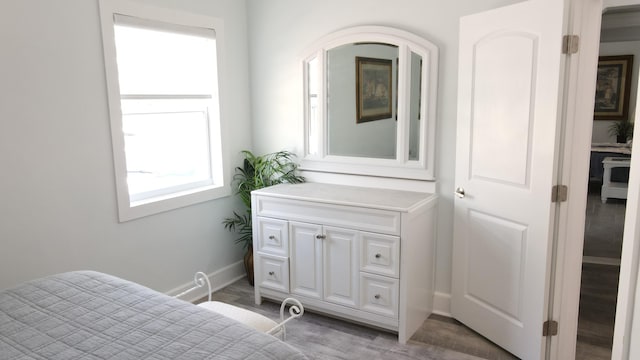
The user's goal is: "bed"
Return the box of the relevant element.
[0,271,308,359]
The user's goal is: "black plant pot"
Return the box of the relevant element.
[243,244,254,286]
[617,135,627,143]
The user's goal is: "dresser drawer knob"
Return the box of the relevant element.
[315,234,326,240]
[268,235,276,240]
[268,271,275,276]
[375,253,382,259]
[374,294,381,300]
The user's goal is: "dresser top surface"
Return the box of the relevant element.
[251,183,436,212]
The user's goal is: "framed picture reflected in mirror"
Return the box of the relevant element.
[356,56,393,123]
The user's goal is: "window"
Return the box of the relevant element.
[99,0,228,221]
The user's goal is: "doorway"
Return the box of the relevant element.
[575,5,640,359]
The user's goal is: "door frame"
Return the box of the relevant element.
[553,0,640,359]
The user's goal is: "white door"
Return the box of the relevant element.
[451,0,567,359]
[290,221,323,300]
[323,226,359,308]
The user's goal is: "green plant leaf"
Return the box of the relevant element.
[608,120,634,140]
[223,150,305,249]
[222,211,253,249]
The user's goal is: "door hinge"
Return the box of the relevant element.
[543,320,558,336]
[562,35,579,54]
[551,185,568,203]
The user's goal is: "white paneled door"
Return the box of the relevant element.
[451,0,567,359]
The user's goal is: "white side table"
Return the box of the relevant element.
[601,156,631,203]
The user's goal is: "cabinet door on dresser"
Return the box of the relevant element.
[323,226,359,308]
[289,222,360,308]
[290,221,323,299]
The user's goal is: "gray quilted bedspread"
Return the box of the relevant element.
[0,271,307,360]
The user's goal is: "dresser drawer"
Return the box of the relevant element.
[360,273,399,319]
[256,217,289,256]
[361,232,400,278]
[256,254,289,293]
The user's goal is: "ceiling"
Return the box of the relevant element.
[601,5,640,42]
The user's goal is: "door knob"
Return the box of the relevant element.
[455,187,466,198]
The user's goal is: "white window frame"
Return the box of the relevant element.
[99,0,229,222]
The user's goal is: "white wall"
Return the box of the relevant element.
[0,0,251,292]
[594,41,640,143]
[246,0,522,297]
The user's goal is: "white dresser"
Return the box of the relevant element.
[251,182,437,343]
[601,156,631,203]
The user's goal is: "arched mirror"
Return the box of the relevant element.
[302,26,438,180]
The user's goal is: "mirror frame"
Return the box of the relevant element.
[301,26,438,180]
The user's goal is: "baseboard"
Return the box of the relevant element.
[582,255,621,266]
[432,291,452,317]
[166,261,246,302]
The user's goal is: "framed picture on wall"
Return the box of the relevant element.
[356,56,392,123]
[594,55,634,120]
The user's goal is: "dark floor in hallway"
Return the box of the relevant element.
[575,189,626,359]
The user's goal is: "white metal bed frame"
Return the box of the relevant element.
[175,272,304,340]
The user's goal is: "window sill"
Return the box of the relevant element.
[117,183,230,222]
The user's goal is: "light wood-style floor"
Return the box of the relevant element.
[209,276,617,360]
[207,279,514,360]
[205,192,620,360]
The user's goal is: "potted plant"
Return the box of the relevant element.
[608,120,634,143]
[223,150,304,285]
